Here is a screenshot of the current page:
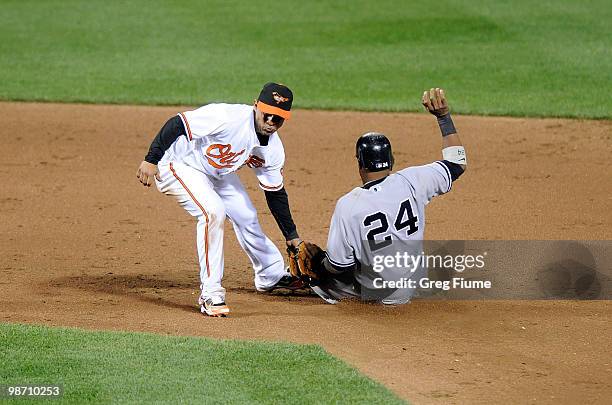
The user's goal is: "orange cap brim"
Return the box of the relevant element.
[256,101,291,120]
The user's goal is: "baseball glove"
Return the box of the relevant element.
[287,241,325,280]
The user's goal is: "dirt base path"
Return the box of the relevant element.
[1,102,610,404]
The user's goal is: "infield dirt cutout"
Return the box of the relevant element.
[1,102,610,404]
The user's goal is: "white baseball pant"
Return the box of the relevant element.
[156,161,286,301]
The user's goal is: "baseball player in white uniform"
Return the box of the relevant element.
[310,88,467,305]
[136,83,305,317]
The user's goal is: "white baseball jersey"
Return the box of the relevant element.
[159,103,285,191]
[325,161,453,269]
[154,103,290,302]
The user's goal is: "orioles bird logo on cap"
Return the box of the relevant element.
[272,92,289,104]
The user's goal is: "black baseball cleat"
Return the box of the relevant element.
[257,274,306,292]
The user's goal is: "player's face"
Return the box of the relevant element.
[254,107,285,136]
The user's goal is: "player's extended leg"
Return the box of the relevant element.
[211,173,286,290]
[156,162,229,316]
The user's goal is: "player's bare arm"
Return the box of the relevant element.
[422,88,467,170]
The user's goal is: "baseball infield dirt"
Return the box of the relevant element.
[1,102,610,404]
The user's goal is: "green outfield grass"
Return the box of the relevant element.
[0,323,404,404]
[0,0,610,118]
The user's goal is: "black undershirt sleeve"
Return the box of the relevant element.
[144,115,186,164]
[440,160,465,181]
[264,187,299,241]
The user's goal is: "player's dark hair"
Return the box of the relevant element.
[355,132,394,172]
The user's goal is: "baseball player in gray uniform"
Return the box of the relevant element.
[310,88,467,305]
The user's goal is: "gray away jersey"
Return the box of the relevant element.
[325,161,453,269]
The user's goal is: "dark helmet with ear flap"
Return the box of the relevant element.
[355,132,394,172]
